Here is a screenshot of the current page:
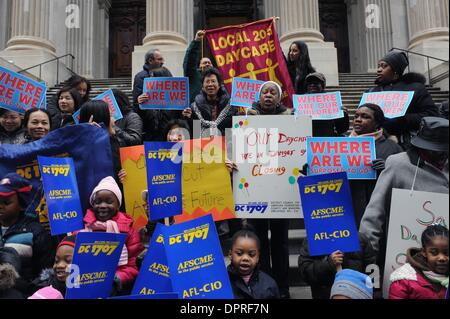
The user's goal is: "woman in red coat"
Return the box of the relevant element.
[83,176,144,294]
[389,225,448,299]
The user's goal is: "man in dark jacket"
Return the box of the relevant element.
[368,50,439,148]
[132,49,172,109]
[183,30,213,103]
[298,233,376,299]
[304,72,350,137]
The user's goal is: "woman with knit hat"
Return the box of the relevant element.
[367,50,439,149]
[82,176,144,294]
[245,81,292,299]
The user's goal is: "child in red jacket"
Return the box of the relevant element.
[84,176,144,294]
[389,225,448,299]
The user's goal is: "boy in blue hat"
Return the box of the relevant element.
[331,269,373,299]
[0,173,53,292]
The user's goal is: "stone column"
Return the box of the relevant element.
[406,0,449,82]
[0,0,59,84]
[132,0,194,78]
[0,0,12,51]
[66,0,111,79]
[264,0,339,86]
[346,0,403,73]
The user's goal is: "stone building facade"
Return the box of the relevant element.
[0,0,448,88]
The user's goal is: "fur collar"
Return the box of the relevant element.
[400,72,427,85]
[0,264,19,290]
[390,263,418,283]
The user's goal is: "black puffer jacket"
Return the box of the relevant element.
[227,265,280,299]
[115,111,143,146]
[367,72,439,146]
[0,214,54,283]
[298,233,377,299]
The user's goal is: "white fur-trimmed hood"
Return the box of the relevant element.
[390,263,418,283]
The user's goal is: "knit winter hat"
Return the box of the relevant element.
[381,50,409,76]
[258,81,283,100]
[28,286,64,299]
[0,173,33,208]
[330,269,373,299]
[56,235,77,251]
[89,176,122,207]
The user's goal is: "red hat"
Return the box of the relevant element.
[57,235,77,250]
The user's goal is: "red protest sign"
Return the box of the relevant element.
[205,18,295,107]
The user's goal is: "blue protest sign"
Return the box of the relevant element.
[66,232,126,299]
[230,78,264,108]
[359,91,414,119]
[93,89,123,122]
[132,223,173,296]
[307,137,377,180]
[163,214,234,299]
[144,142,183,220]
[298,172,360,256]
[140,77,189,110]
[0,66,47,114]
[38,156,84,235]
[293,92,344,120]
[109,293,179,299]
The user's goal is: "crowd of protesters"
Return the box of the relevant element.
[0,29,448,300]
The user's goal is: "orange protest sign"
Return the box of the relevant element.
[119,145,148,231]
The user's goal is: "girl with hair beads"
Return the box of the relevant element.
[227,229,280,299]
[389,224,448,299]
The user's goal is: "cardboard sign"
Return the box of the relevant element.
[307,137,377,180]
[38,156,84,235]
[145,142,183,220]
[72,89,123,124]
[298,172,360,256]
[230,78,264,108]
[132,224,173,296]
[163,214,234,299]
[141,77,189,110]
[359,91,414,119]
[233,115,312,219]
[175,138,235,224]
[293,92,344,120]
[383,189,449,298]
[0,66,47,113]
[119,145,148,231]
[65,232,126,299]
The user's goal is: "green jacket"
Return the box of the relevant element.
[183,40,203,103]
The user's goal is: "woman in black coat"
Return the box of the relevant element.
[111,89,143,146]
[368,50,439,148]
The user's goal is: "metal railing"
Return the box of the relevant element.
[390,47,449,86]
[18,54,76,85]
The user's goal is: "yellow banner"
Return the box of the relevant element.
[175,138,235,224]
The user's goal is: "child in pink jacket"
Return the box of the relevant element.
[84,176,144,294]
[389,225,448,299]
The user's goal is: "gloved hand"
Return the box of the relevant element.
[371,158,386,172]
[300,163,309,176]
